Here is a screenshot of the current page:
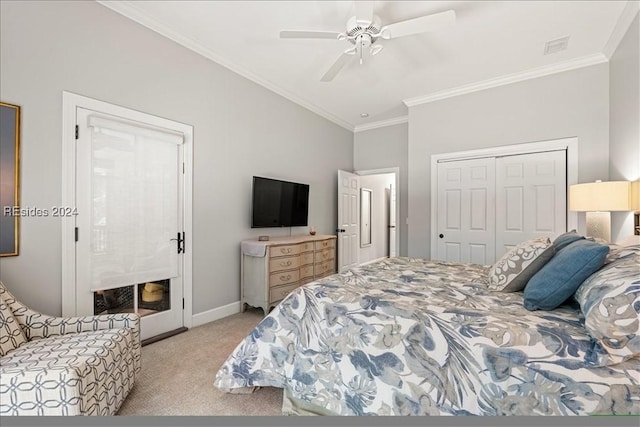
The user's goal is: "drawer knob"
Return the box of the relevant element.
[281,260,292,267]
[281,290,289,296]
[280,274,291,281]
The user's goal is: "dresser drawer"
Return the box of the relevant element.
[299,241,315,253]
[269,283,299,303]
[314,249,334,264]
[300,264,314,280]
[316,260,335,276]
[270,244,300,257]
[269,269,300,287]
[269,256,300,273]
[300,252,314,266]
[314,239,335,250]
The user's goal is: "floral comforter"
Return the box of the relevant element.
[214,257,640,415]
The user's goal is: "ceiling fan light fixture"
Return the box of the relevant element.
[280,2,456,82]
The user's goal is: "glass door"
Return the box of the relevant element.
[75,107,184,341]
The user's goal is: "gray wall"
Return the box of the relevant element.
[0,1,352,316]
[354,123,409,256]
[609,13,639,243]
[407,64,610,259]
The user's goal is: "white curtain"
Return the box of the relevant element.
[87,114,182,291]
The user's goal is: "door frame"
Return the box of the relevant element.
[60,91,193,329]
[430,137,578,259]
[355,167,400,258]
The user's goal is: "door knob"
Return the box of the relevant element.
[439,234,444,238]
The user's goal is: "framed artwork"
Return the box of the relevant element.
[0,102,20,256]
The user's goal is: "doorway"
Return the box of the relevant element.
[337,168,400,270]
[61,92,193,341]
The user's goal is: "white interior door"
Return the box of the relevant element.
[436,158,496,264]
[389,183,397,257]
[75,107,184,341]
[337,170,359,271]
[495,150,567,259]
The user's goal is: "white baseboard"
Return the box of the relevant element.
[191,301,241,327]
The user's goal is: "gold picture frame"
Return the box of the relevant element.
[0,101,20,256]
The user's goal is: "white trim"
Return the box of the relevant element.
[603,0,640,59]
[191,301,241,328]
[61,91,193,330]
[61,94,77,316]
[96,0,353,132]
[429,137,579,258]
[354,116,408,133]
[403,54,608,107]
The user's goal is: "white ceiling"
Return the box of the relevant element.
[98,1,631,131]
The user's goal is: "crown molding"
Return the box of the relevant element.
[96,1,354,131]
[603,0,640,59]
[403,53,608,107]
[354,116,408,133]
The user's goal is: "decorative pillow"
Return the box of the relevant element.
[523,239,609,311]
[552,230,584,252]
[0,290,27,356]
[487,237,555,292]
[574,254,640,365]
[605,244,640,264]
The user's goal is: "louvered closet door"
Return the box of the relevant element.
[495,150,567,259]
[436,158,496,264]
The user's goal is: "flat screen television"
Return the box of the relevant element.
[251,176,309,228]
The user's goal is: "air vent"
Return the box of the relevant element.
[544,36,570,55]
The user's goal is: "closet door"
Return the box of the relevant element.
[495,150,567,259]
[436,158,496,264]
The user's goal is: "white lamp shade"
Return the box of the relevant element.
[632,180,640,212]
[569,181,631,212]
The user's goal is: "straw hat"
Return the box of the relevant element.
[141,282,164,302]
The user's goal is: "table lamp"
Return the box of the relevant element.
[569,180,631,242]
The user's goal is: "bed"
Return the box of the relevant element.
[214,237,640,416]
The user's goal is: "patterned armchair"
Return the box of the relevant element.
[0,281,141,415]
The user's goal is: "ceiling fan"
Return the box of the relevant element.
[280,1,456,82]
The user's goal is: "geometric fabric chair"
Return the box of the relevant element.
[0,281,141,415]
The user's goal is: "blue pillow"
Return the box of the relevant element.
[552,230,584,252]
[523,239,609,311]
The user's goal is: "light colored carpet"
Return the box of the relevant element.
[117,308,283,416]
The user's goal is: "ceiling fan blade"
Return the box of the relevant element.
[354,1,374,24]
[280,30,342,40]
[320,53,352,82]
[381,10,455,40]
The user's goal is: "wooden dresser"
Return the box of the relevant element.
[240,235,336,315]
